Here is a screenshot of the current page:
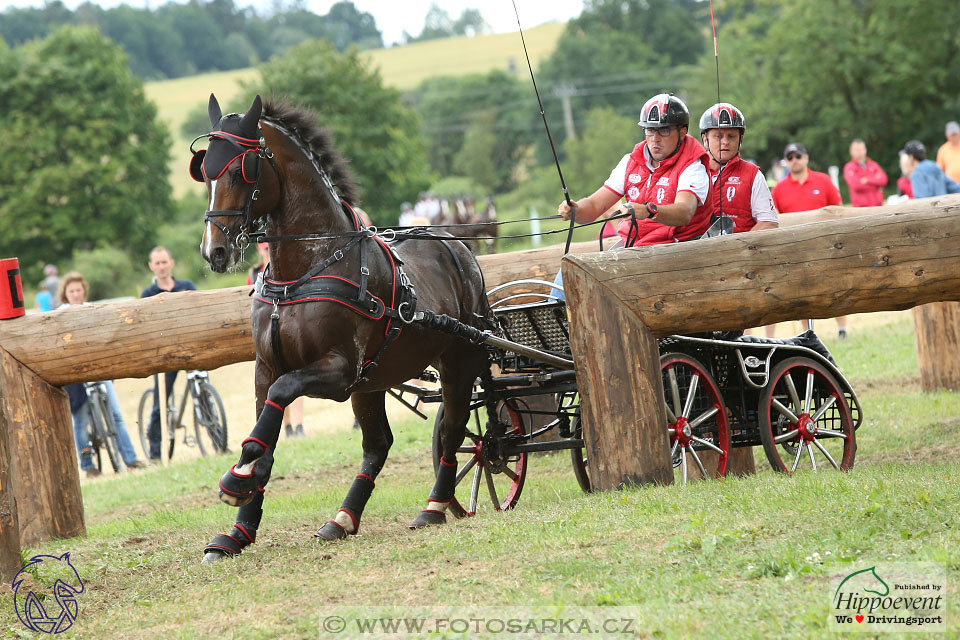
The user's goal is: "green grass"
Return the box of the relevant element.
[146,23,565,200]
[4,315,959,639]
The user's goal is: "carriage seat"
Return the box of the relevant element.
[733,330,835,364]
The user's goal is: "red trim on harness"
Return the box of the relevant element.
[254,294,386,321]
[211,131,261,147]
[264,399,284,411]
[338,508,359,534]
[356,473,375,486]
[373,234,399,338]
[234,524,255,544]
[242,436,270,451]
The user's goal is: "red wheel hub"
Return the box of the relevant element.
[796,413,818,441]
[671,416,693,446]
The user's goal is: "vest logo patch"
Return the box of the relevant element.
[813,189,821,195]
[628,173,643,184]
[725,176,741,185]
[657,176,671,186]
[627,186,641,200]
[656,187,667,203]
[726,186,736,202]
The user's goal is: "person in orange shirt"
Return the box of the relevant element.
[936,121,960,183]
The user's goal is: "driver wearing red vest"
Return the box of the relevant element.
[698,103,779,233]
[559,94,713,246]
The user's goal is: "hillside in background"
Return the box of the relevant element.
[148,22,565,198]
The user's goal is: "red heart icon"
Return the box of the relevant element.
[856,615,864,623]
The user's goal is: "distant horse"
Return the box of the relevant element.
[444,196,498,255]
[192,94,492,562]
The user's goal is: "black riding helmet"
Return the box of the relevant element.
[698,103,745,134]
[638,93,690,129]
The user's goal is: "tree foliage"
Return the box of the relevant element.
[0,0,384,80]
[686,0,960,180]
[403,4,491,44]
[243,40,432,223]
[0,26,172,286]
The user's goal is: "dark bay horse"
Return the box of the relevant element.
[192,94,492,562]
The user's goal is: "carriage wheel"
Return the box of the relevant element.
[432,399,529,517]
[660,353,730,483]
[559,392,591,493]
[759,357,855,474]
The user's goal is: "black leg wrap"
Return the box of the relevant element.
[429,457,458,502]
[340,474,376,525]
[250,401,285,449]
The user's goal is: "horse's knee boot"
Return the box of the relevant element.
[219,439,269,506]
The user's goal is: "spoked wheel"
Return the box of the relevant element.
[90,395,122,473]
[660,353,730,483]
[432,399,530,517]
[137,388,154,461]
[193,381,228,456]
[759,357,855,474]
[559,392,590,493]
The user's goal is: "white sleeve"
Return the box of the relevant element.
[751,171,779,222]
[603,154,631,195]
[677,161,710,204]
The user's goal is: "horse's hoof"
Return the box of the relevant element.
[218,464,258,506]
[314,521,349,541]
[409,509,446,529]
[201,550,228,564]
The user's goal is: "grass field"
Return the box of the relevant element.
[3,312,958,638]
[146,22,565,200]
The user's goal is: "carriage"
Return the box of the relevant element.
[391,278,863,515]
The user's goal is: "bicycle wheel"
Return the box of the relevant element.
[91,393,122,473]
[194,381,229,456]
[137,388,154,461]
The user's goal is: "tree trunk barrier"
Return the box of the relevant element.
[0,194,958,578]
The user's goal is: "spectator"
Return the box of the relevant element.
[398,202,416,226]
[843,139,888,207]
[552,94,713,300]
[247,242,305,438]
[771,143,847,338]
[34,281,54,312]
[141,247,197,462]
[936,121,960,183]
[896,151,914,200]
[901,140,960,198]
[42,264,60,299]
[771,143,842,213]
[58,271,145,477]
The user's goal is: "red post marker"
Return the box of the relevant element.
[0,257,26,320]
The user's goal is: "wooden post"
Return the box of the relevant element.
[0,347,85,548]
[0,363,21,581]
[564,263,673,490]
[912,302,960,391]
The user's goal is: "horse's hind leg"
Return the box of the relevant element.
[315,391,393,541]
[409,359,480,528]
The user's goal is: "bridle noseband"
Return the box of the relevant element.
[191,129,280,251]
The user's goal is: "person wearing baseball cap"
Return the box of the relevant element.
[901,139,960,199]
[771,143,842,214]
[936,121,960,183]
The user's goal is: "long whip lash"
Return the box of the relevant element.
[708,0,729,233]
[511,0,577,254]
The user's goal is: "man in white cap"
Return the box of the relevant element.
[936,121,960,183]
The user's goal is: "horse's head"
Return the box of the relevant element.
[192,94,280,272]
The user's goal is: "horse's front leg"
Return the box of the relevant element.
[314,391,393,541]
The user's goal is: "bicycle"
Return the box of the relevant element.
[137,370,229,462]
[83,381,122,474]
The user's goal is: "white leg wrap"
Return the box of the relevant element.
[334,510,355,534]
[426,501,449,513]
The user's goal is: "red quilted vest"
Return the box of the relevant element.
[616,135,713,246]
[710,155,761,233]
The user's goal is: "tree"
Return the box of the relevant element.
[453,112,500,192]
[245,40,432,222]
[563,106,639,197]
[686,0,960,182]
[0,26,172,285]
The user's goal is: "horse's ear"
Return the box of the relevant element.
[239,95,262,133]
[208,93,222,128]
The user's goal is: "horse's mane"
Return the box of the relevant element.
[262,99,360,205]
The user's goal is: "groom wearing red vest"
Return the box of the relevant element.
[698,102,779,233]
[558,93,713,246]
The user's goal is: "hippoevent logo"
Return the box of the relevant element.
[829,562,945,632]
[11,553,85,634]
